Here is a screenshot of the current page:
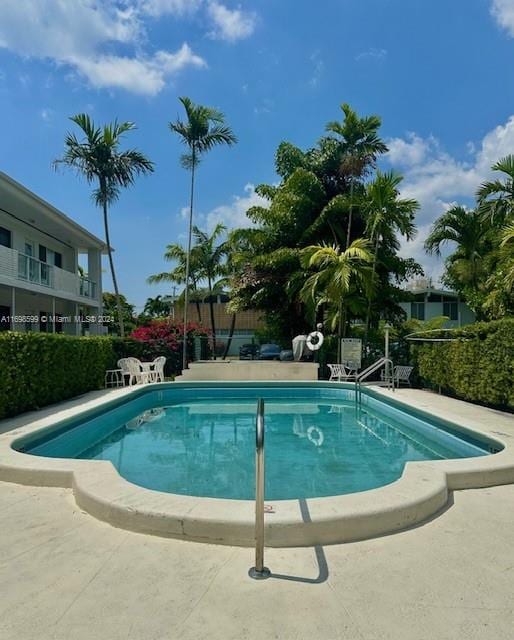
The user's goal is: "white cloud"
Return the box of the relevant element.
[355,48,387,62]
[207,1,256,41]
[385,115,514,278]
[202,184,267,231]
[138,0,202,17]
[71,45,206,95]
[308,50,324,88]
[0,0,206,95]
[40,108,53,121]
[491,0,514,36]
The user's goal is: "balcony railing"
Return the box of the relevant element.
[79,276,96,299]
[0,246,97,300]
[18,253,54,288]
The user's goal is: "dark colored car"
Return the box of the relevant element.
[258,343,282,360]
[279,349,294,361]
[239,343,260,360]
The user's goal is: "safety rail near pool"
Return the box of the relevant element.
[249,398,270,580]
[355,357,394,404]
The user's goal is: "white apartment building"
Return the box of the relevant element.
[0,171,106,335]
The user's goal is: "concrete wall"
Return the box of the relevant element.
[176,361,319,381]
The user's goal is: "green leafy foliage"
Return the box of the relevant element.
[412,319,514,409]
[229,103,421,339]
[0,333,114,419]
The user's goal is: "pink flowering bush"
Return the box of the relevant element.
[129,320,211,376]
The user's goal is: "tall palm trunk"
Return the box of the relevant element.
[337,299,343,364]
[208,276,217,359]
[182,146,196,370]
[364,235,380,347]
[192,282,202,322]
[101,192,124,338]
[222,312,236,360]
[345,180,354,250]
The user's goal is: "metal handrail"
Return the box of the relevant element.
[249,398,270,580]
[355,357,394,405]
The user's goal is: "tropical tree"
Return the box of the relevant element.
[147,242,203,322]
[169,97,237,368]
[299,238,373,353]
[477,155,514,225]
[55,114,154,337]
[500,223,514,290]
[424,206,491,314]
[324,103,388,248]
[364,171,418,337]
[143,295,172,318]
[190,223,229,356]
[229,105,418,340]
[102,292,137,335]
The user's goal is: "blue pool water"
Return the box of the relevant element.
[18,386,493,500]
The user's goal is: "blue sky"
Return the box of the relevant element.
[2,0,514,311]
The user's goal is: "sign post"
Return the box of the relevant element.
[340,338,362,370]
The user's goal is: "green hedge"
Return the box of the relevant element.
[0,331,196,420]
[0,332,114,419]
[412,319,514,410]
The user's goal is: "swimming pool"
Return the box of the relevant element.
[17,385,492,501]
[3,381,512,546]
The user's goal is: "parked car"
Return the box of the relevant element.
[279,349,294,361]
[258,343,282,360]
[239,343,260,360]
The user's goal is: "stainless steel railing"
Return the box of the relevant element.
[249,398,270,580]
[355,357,394,405]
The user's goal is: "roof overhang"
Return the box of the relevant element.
[0,171,108,253]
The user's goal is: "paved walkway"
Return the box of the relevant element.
[2,479,514,640]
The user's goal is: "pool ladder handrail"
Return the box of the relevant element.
[249,398,270,580]
[355,357,394,405]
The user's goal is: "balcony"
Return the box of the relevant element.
[18,253,54,288]
[0,245,97,301]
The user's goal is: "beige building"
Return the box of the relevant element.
[184,298,264,356]
[0,172,106,335]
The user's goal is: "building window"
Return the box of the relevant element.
[411,302,425,321]
[54,251,62,268]
[0,227,11,248]
[443,301,458,321]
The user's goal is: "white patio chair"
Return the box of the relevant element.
[148,356,166,382]
[328,364,351,381]
[380,365,414,387]
[394,365,414,387]
[118,357,152,385]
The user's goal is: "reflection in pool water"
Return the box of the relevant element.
[22,388,489,500]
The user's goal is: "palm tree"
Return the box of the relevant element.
[143,295,172,318]
[147,242,203,322]
[170,97,237,369]
[325,104,388,248]
[477,155,514,225]
[364,171,418,338]
[55,114,154,337]
[192,223,229,357]
[424,206,489,300]
[500,223,514,291]
[300,238,373,357]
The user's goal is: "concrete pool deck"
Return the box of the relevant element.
[1,385,514,547]
[2,480,514,639]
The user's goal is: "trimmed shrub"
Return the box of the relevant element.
[412,319,514,410]
[0,332,114,419]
